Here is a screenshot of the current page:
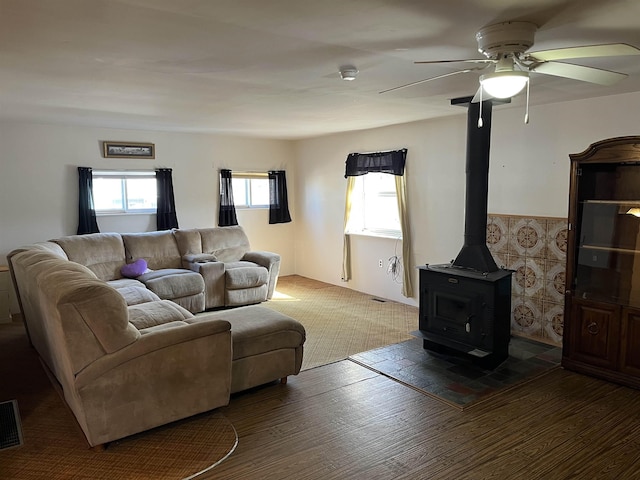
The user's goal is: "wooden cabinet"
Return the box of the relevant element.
[0,266,11,323]
[620,307,640,377]
[562,136,640,389]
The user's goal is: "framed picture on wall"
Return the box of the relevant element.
[102,141,155,159]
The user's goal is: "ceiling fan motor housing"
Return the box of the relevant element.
[476,21,537,58]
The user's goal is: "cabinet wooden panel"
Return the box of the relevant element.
[568,299,619,369]
[0,266,11,323]
[562,136,640,389]
[620,307,640,376]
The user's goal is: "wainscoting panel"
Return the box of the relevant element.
[487,214,568,346]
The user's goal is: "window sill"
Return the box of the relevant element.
[96,211,156,217]
[347,231,402,240]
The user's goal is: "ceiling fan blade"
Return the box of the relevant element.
[530,43,640,62]
[531,61,627,86]
[379,67,486,94]
[414,59,495,65]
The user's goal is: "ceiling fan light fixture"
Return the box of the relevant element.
[479,71,529,98]
[339,66,359,81]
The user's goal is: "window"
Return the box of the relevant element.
[346,172,401,237]
[93,170,157,214]
[232,172,269,208]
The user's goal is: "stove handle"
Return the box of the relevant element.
[465,314,475,333]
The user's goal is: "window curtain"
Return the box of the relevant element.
[344,149,406,178]
[218,169,238,226]
[268,170,292,224]
[394,174,413,297]
[341,176,356,281]
[342,148,413,297]
[76,166,100,235]
[156,168,179,230]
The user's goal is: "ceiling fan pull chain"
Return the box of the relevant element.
[478,88,484,128]
[524,79,530,124]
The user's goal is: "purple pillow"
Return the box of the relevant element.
[121,258,148,278]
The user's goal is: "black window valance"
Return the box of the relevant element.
[344,148,407,178]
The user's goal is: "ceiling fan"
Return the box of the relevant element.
[380,21,640,106]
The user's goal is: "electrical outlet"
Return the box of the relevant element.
[378,259,383,268]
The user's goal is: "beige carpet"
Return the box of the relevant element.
[265,275,418,370]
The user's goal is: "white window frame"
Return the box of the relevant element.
[347,172,402,239]
[92,170,157,215]
[231,172,269,209]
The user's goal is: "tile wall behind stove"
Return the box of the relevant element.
[487,214,568,346]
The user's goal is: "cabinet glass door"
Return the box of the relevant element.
[574,164,640,308]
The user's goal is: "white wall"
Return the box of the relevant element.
[0,123,296,308]
[2,92,639,311]
[292,91,640,306]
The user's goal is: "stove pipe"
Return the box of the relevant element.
[452,99,498,273]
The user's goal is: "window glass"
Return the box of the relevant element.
[126,177,157,210]
[231,174,269,208]
[93,177,125,211]
[93,171,157,214]
[347,172,401,237]
[232,177,248,206]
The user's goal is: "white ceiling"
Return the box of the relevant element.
[1,0,639,139]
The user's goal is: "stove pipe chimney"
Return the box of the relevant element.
[451,98,498,273]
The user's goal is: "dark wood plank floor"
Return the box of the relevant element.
[210,360,640,480]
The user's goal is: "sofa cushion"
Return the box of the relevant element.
[173,229,203,256]
[138,321,190,334]
[202,305,305,361]
[53,232,125,281]
[128,300,194,330]
[199,226,250,262]
[225,265,268,289]
[122,231,182,270]
[115,286,161,306]
[226,285,268,307]
[183,253,217,263]
[107,278,146,289]
[138,269,205,299]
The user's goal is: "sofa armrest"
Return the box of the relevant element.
[75,318,231,388]
[187,261,226,309]
[72,316,233,446]
[242,250,280,269]
[242,251,281,299]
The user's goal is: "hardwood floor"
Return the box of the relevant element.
[210,360,640,480]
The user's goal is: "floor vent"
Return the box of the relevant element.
[0,400,24,450]
[372,298,386,303]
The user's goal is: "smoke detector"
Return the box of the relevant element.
[339,66,359,81]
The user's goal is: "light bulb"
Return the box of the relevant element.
[480,71,529,99]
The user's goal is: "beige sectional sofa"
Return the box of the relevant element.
[49,225,280,313]
[8,228,305,448]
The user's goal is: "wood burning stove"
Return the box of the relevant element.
[415,97,513,369]
[416,265,512,368]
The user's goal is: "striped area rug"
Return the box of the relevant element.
[265,275,418,370]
